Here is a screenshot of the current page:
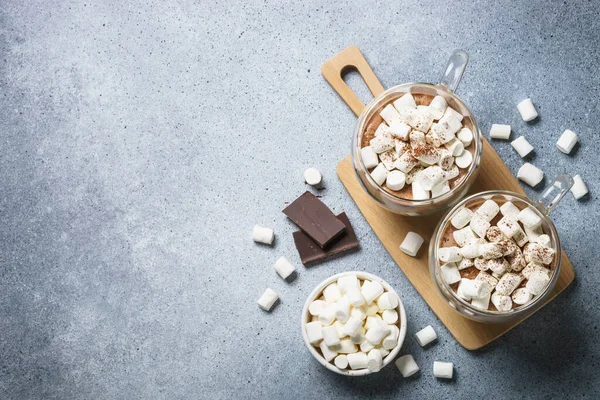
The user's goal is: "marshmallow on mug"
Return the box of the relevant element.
[431,181,450,197]
[440,106,464,123]
[517,207,542,230]
[441,263,462,285]
[451,207,474,229]
[537,234,551,248]
[453,226,476,247]
[396,355,420,378]
[417,166,446,191]
[491,292,513,311]
[438,246,462,263]
[458,258,474,270]
[445,138,465,157]
[517,163,544,187]
[395,151,419,174]
[495,273,523,296]
[455,149,473,168]
[500,201,521,218]
[304,168,323,187]
[433,361,454,379]
[526,271,551,295]
[470,213,491,238]
[387,121,411,141]
[415,325,437,347]
[471,291,491,310]
[457,278,485,300]
[490,124,511,140]
[370,135,395,154]
[556,129,578,154]
[393,93,417,110]
[370,163,389,186]
[257,288,279,311]
[253,225,274,245]
[361,146,379,169]
[571,175,588,200]
[511,136,534,158]
[386,170,406,191]
[400,231,425,257]
[380,104,401,125]
[476,199,500,221]
[517,98,538,121]
[497,216,521,238]
[457,127,473,147]
[429,96,448,119]
[511,288,533,305]
[411,180,430,200]
[274,256,295,280]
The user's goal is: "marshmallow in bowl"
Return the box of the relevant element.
[500,201,520,218]
[475,199,500,222]
[367,349,383,372]
[347,352,369,370]
[438,246,462,263]
[334,355,349,370]
[517,207,542,230]
[308,300,327,316]
[451,207,474,229]
[386,170,406,191]
[428,96,448,119]
[556,129,578,154]
[360,146,379,169]
[411,180,430,200]
[395,355,420,378]
[377,293,399,310]
[470,213,491,238]
[400,231,425,257]
[444,138,465,157]
[415,325,437,347]
[361,280,384,304]
[455,149,473,168]
[441,263,461,285]
[517,163,544,187]
[382,325,400,350]
[306,321,324,344]
[370,163,389,185]
[491,292,513,311]
[323,283,342,302]
[517,98,538,122]
[393,93,417,110]
[457,127,473,147]
[380,104,402,125]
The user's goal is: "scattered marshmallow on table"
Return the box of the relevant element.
[273,256,295,280]
[257,288,279,311]
[361,146,379,169]
[400,231,425,257]
[571,175,588,200]
[511,136,534,158]
[415,325,437,347]
[489,124,511,140]
[396,355,420,378]
[517,98,538,121]
[304,167,322,187]
[517,163,544,187]
[433,361,454,379]
[252,225,274,245]
[556,129,578,154]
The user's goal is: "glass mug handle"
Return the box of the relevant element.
[438,49,469,93]
[536,175,574,215]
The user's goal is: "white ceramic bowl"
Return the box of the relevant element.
[301,271,407,376]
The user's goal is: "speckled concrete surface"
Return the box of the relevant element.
[0,0,598,399]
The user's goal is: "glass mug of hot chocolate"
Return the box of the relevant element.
[429,176,573,323]
[349,50,482,216]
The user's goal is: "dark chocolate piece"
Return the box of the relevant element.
[293,212,359,265]
[283,191,346,248]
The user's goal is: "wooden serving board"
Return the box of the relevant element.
[325,46,575,350]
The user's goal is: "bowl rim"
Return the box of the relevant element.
[301,271,407,376]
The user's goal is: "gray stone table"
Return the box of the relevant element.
[0,0,598,398]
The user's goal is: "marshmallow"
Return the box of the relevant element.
[476,271,499,288]
[380,104,402,125]
[386,170,406,191]
[495,273,523,296]
[382,309,399,324]
[426,130,442,148]
[522,262,551,279]
[470,213,491,238]
[500,201,521,218]
[436,149,454,171]
[336,338,358,354]
[323,283,342,303]
[367,349,383,372]
[385,121,410,141]
[486,226,505,242]
[318,302,337,325]
[511,288,533,305]
[345,285,366,308]
[476,199,500,222]
[441,263,462,285]
[365,315,382,330]
[364,303,380,316]
[478,242,504,259]
[370,163,389,186]
[379,150,398,171]
[375,122,389,137]
[491,292,513,311]
[382,325,400,350]
[347,352,369,370]
[498,239,518,256]
[350,327,366,344]
[274,256,295,279]
[350,307,366,322]
[257,288,279,311]
[524,225,543,243]
[517,163,544,187]
[438,246,463,263]
[395,151,419,173]
[511,136,534,158]
[506,249,527,272]
[489,124,511,140]
[334,355,349,370]
[335,296,351,323]
[457,278,486,300]
[496,216,521,239]
[400,231,425,257]
[487,257,510,276]
[458,258,474,270]
[393,93,417,110]
[405,166,424,184]
[395,138,410,157]
[377,293,399,310]
[471,290,491,310]
[451,207,474,229]
[360,146,379,169]
[571,174,588,199]
[517,98,538,121]
[460,239,483,259]
[526,271,551,296]
[431,122,456,145]
[378,347,390,358]
[431,181,451,197]
[359,340,375,353]
[417,166,446,191]
[455,149,473,168]
[457,127,473,147]
[411,180,430,200]
[556,129,578,154]
[512,228,530,247]
[306,321,324,344]
[444,138,465,157]
[473,257,489,271]
[537,234,551,248]
[365,319,390,345]
[396,355,419,378]
[309,300,327,316]
[407,108,434,132]
[523,243,555,265]
[361,280,384,305]
[338,275,359,293]
[253,225,274,245]
[370,135,395,154]
[319,340,338,362]
[429,96,448,119]
[415,325,437,347]
[453,226,476,247]
[433,361,454,379]
[322,325,341,347]
[517,207,542,230]
[304,167,323,187]
[413,143,440,165]
[440,106,464,123]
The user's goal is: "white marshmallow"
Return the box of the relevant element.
[365,319,390,345]
[335,295,351,323]
[350,306,366,322]
[523,243,555,265]
[407,109,434,132]
[322,325,341,347]
[306,321,324,344]
[476,271,499,289]
[395,151,419,173]
[413,144,440,166]
[252,225,274,245]
[458,258,474,270]
[500,201,521,218]
[441,263,462,285]
[323,283,342,303]
[429,96,448,119]
[440,106,464,123]
[460,239,482,259]
[491,292,513,311]
[364,303,380,316]
[471,289,491,310]
[489,124,511,140]
[444,138,465,157]
[364,316,382,330]
[455,149,472,168]
[497,216,521,238]
[375,122,389,137]
[457,127,473,147]
[405,166,424,184]
[382,325,400,350]
[393,93,417,110]
[522,262,551,279]
[416,166,446,191]
[517,207,542,230]
[274,256,295,279]
[571,174,588,200]
[382,309,399,324]
[361,280,384,305]
[478,242,503,259]
[361,146,379,169]
[473,257,489,272]
[319,340,338,362]
[438,246,462,263]
[370,163,389,186]
[458,278,486,300]
[511,288,533,305]
[524,225,543,243]
[377,293,399,310]
[409,130,426,147]
[345,286,366,308]
[411,180,430,200]
[431,181,451,198]
[378,347,390,358]
[437,149,454,171]
[487,258,510,276]
[537,234,551,248]
[257,288,279,311]
[370,135,395,154]
[485,226,505,242]
[395,138,410,157]
[445,165,460,181]
[433,361,454,379]
[400,231,425,257]
[304,167,322,187]
[360,340,375,353]
[340,316,362,338]
[387,121,411,141]
[453,227,476,247]
[556,129,578,154]
[415,325,437,347]
[512,228,530,247]
[451,207,474,229]
[338,275,359,293]
[386,170,406,191]
[511,136,534,158]
[309,300,327,316]
[350,327,366,344]
[517,163,544,187]
[526,271,551,296]
[470,213,491,238]
[431,122,456,145]
[507,248,527,272]
[318,302,337,325]
[333,321,346,339]
[334,354,349,370]
[396,355,419,378]
[476,199,500,221]
[336,338,358,354]
[380,104,401,125]
[347,352,369,370]
[495,273,523,296]
[367,349,383,372]
[517,98,538,121]
[379,150,398,171]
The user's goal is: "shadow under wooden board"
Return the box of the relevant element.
[336,139,575,350]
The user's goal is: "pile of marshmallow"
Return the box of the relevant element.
[360,93,473,200]
[439,199,555,311]
[304,275,401,372]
